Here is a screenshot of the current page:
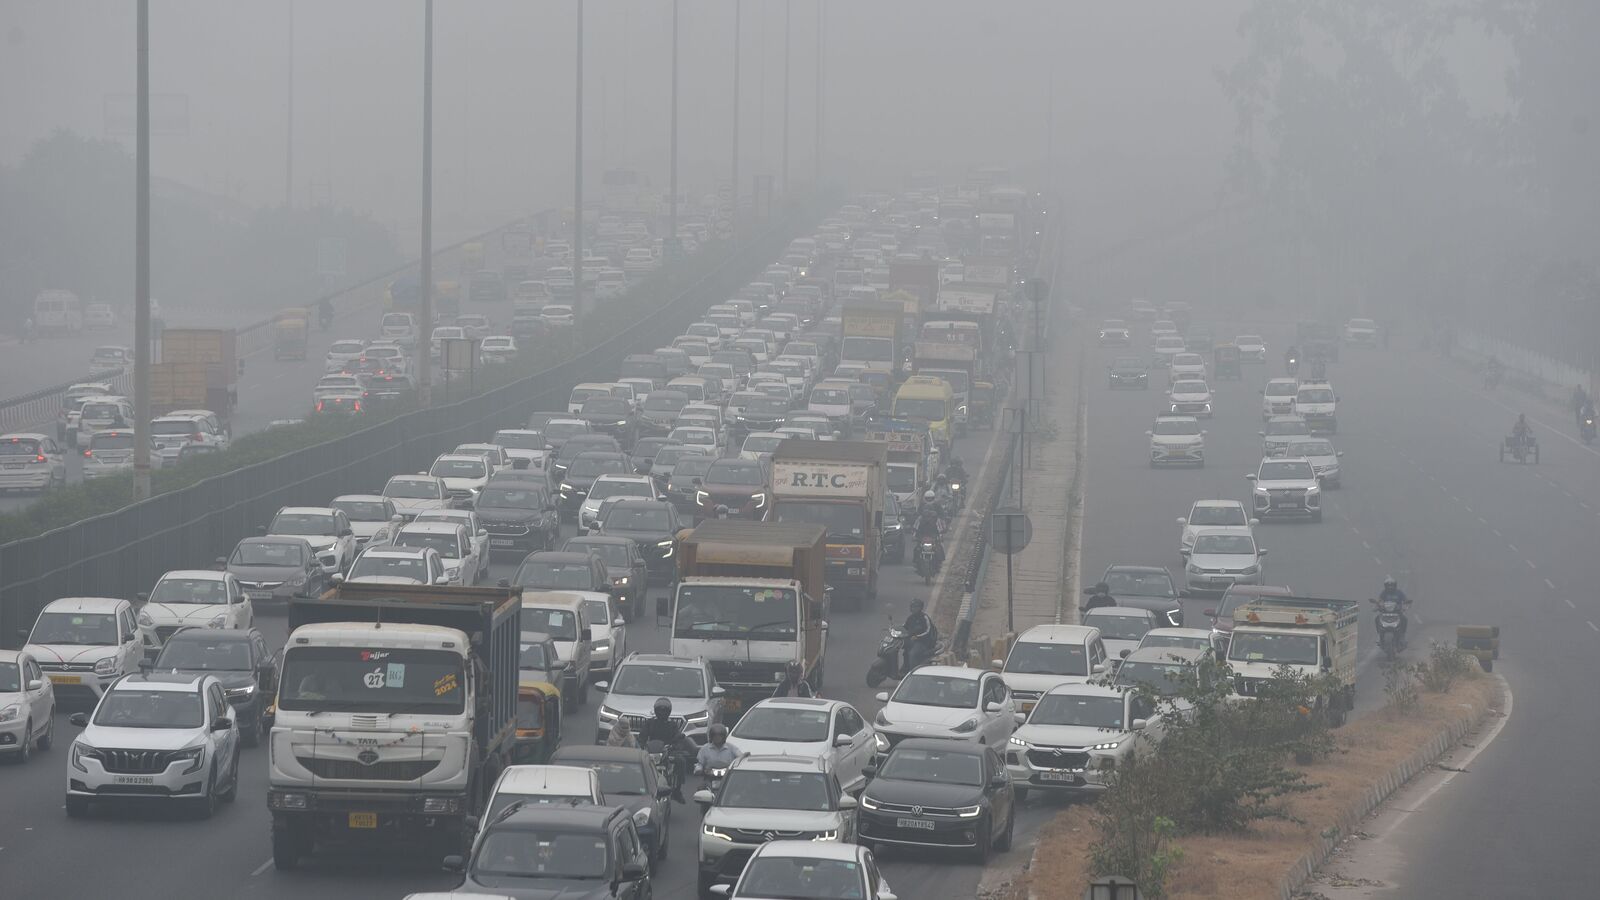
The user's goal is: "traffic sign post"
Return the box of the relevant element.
[992,507,1032,634]
[1085,876,1142,900]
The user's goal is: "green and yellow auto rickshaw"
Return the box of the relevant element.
[512,679,563,764]
[1213,342,1242,380]
[969,380,998,429]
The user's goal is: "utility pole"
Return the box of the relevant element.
[730,0,741,237]
[285,0,295,207]
[132,0,152,500]
[814,0,823,186]
[668,0,680,257]
[417,0,434,407]
[781,0,791,198]
[573,0,585,312]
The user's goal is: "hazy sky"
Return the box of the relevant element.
[2,1,1249,246]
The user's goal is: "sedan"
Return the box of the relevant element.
[1182,528,1266,594]
[720,841,896,900]
[1097,321,1132,347]
[873,665,1015,749]
[1081,607,1162,660]
[1099,564,1185,627]
[1167,379,1213,418]
[858,738,1015,862]
[391,522,483,585]
[595,498,683,585]
[564,535,648,621]
[1236,333,1268,362]
[381,474,450,519]
[0,649,55,762]
[730,697,878,794]
[1107,356,1149,389]
[1177,499,1255,558]
[579,474,662,534]
[1282,435,1344,487]
[223,536,327,607]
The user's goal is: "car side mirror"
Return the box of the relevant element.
[340,528,354,537]
[1248,517,1260,525]
[711,685,726,697]
[990,658,1003,669]
[612,617,626,627]
[215,556,228,568]
[1245,473,1257,481]
[69,712,89,727]
[441,855,464,872]
[27,678,44,691]
[211,716,233,732]
[838,794,858,810]
[138,658,154,673]
[1119,649,1131,659]
[255,526,267,535]
[692,789,715,804]
[330,573,345,585]
[1258,548,1268,556]
[984,701,1002,713]
[1175,517,1187,526]
[709,886,732,897]
[1131,718,1148,731]
[1144,430,1153,436]
[989,772,1008,789]
[1013,711,1026,725]
[874,691,889,704]
[833,733,854,747]
[1091,662,1106,674]
[1179,549,1190,557]
[861,765,877,780]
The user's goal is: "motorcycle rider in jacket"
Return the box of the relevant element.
[1378,577,1410,646]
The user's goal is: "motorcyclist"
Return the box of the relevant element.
[913,495,945,571]
[902,599,937,674]
[1582,400,1597,432]
[932,475,954,512]
[694,723,742,775]
[1485,355,1504,387]
[318,298,334,331]
[1512,413,1531,445]
[1285,345,1300,373]
[772,660,815,698]
[945,455,969,486]
[1377,577,1410,647]
[1082,581,1116,612]
[637,697,694,802]
[1575,385,1591,427]
[22,317,35,343]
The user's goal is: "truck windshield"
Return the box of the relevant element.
[840,336,893,363]
[278,647,465,714]
[887,466,917,492]
[1228,632,1321,666]
[769,501,864,540]
[894,397,947,421]
[674,584,798,639]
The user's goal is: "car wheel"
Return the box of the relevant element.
[995,804,1016,851]
[242,713,261,747]
[656,820,669,861]
[37,713,53,751]
[972,814,992,863]
[14,721,31,763]
[218,749,240,802]
[193,768,219,819]
[65,795,90,818]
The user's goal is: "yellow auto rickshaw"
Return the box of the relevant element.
[512,680,563,764]
[273,308,309,360]
[970,380,997,429]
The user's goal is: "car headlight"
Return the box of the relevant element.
[702,824,733,841]
[592,639,611,651]
[752,493,767,509]
[696,490,711,504]
[1240,564,1260,575]
[952,717,979,734]
[598,705,621,723]
[875,709,891,727]
[71,742,98,772]
[811,829,841,841]
[955,804,983,818]
[226,684,257,699]
[1091,739,1123,751]
[561,483,574,493]
[613,576,630,585]
[288,573,307,587]
[1008,735,1030,748]
[1307,485,1321,495]
[0,704,20,723]
[173,744,206,774]
[859,793,881,811]
[684,710,711,726]
[93,657,120,676]
[137,610,154,626]
[207,614,228,628]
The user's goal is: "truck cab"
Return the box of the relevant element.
[1226,596,1357,724]
[891,377,954,451]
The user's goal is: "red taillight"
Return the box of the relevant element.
[36,454,46,462]
[315,400,325,412]
[353,400,362,411]
[83,450,92,458]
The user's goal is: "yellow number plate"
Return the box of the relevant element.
[724,697,743,712]
[348,812,378,829]
[49,675,82,685]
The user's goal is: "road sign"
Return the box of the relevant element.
[1085,876,1142,900]
[991,507,1032,555]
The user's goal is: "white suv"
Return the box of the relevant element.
[1247,456,1324,522]
[65,672,241,818]
[24,597,151,707]
[265,506,358,575]
[1147,416,1206,468]
[1293,382,1338,433]
[137,570,254,652]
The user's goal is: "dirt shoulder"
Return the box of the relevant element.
[1000,674,1501,900]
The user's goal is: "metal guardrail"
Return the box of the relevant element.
[0,205,820,647]
[0,369,133,436]
[951,427,1018,659]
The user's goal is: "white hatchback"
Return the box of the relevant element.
[873,665,1016,748]
[730,696,878,794]
[137,570,253,652]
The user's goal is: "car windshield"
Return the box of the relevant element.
[737,857,865,899]
[271,513,337,536]
[544,421,589,441]
[652,446,692,467]
[1112,358,1143,370]
[1030,694,1125,729]
[748,397,789,415]
[1298,389,1335,403]
[613,664,704,698]
[330,341,364,354]
[1106,570,1173,597]
[892,672,978,709]
[279,646,465,713]
[349,554,427,581]
[381,314,411,328]
[515,562,595,593]
[1189,506,1245,526]
[720,770,833,811]
[1152,420,1200,436]
[1005,641,1088,676]
[707,461,764,486]
[1266,381,1298,397]
[480,487,546,509]
[494,431,546,451]
[0,662,20,692]
[90,433,135,450]
[156,638,252,671]
[1085,613,1154,640]
[1115,661,1196,696]
[886,466,917,492]
[568,541,630,566]
[93,689,203,728]
[602,506,671,532]
[470,828,609,880]
[395,531,461,559]
[672,457,715,481]
[1229,632,1322,666]
[231,541,305,567]
[431,459,486,478]
[894,397,947,420]
[1292,441,1335,456]
[879,746,983,786]
[674,584,797,639]
[30,611,118,645]
[732,707,831,742]
[645,394,689,413]
[580,758,650,796]
[151,420,199,435]
[333,499,390,521]
[1193,534,1255,555]
[518,640,552,672]
[569,457,629,478]
[743,435,783,453]
[1264,420,1307,436]
[582,398,629,417]
[1172,381,1207,394]
[149,577,230,606]
[386,479,441,499]
[1260,461,1315,480]
[1142,634,1209,651]
[769,501,864,541]
[591,480,652,500]
[1173,355,1203,366]
[1238,335,1263,346]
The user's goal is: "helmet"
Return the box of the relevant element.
[1093,581,1110,593]
[652,697,672,718]
[1383,576,1397,588]
[949,455,963,467]
[935,474,949,484]
[909,598,925,614]
[708,723,729,743]
[786,660,803,677]
[923,490,936,502]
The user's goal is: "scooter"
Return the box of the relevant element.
[914,539,942,585]
[866,626,906,687]
[1371,597,1406,661]
[694,766,727,814]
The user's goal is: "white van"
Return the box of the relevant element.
[34,290,83,335]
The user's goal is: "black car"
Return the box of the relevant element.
[363,372,417,409]
[1098,564,1186,627]
[552,434,620,482]
[664,454,716,513]
[1108,356,1150,390]
[858,738,1015,862]
[732,395,790,437]
[629,437,681,476]
[513,551,613,597]
[639,390,690,436]
[476,480,559,556]
[446,804,651,899]
[544,420,598,459]
[549,744,673,863]
[579,397,639,451]
[594,498,683,585]
[147,627,278,746]
[564,535,648,620]
[559,451,633,520]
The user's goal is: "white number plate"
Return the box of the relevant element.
[896,817,935,830]
[1039,771,1080,783]
[248,591,273,601]
[114,775,155,785]
[490,538,515,547]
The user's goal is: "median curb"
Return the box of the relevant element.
[1272,670,1504,900]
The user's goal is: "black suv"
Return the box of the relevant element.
[579,397,639,451]
[147,627,278,746]
[558,451,632,520]
[595,498,683,585]
[475,479,559,556]
[858,738,1016,863]
[447,804,651,899]
[564,535,649,620]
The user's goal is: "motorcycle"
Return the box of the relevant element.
[695,766,728,813]
[1581,414,1596,445]
[866,626,907,687]
[948,480,966,510]
[318,306,334,332]
[1286,356,1299,377]
[644,739,682,799]
[914,538,942,585]
[1371,597,1405,660]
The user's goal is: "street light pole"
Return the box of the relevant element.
[417,0,434,407]
[781,0,791,198]
[730,0,741,237]
[573,0,585,311]
[132,0,152,500]
[285,0,295,207]
[669,0,679,256]
[814,0,823,186]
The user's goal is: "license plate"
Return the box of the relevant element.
[896,817,935,830]
[248,591,273,601]
[2,463,22,469]
[490,538,514,547]
[1271,498,1297,508]
[1039,771,1081,783]
[348,812,378,829]
[724,696,743,713]
[114,775,155,785]
[49,674,82,685]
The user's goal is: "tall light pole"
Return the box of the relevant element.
[417,0,434,407]
[814,0,823,186]
[132,0,152,500]
[730,1,741,236]
[668,0,680,256]
[573,0,584,311]
[285,0,295,207]
[781,0,791,198]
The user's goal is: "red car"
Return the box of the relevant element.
[693,458,771,522]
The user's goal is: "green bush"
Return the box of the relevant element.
[1415,641,1477,693]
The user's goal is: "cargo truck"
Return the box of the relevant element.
[840,298,904,372]
[769,440,888,609]
[267,582,520,869]
[863,421,930,510]
[151,327,238,428]
[670,521,828,719]
[1226,595,1358,725]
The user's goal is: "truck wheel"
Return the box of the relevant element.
[272,822,309,870]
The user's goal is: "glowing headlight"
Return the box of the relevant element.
[811,829,841,841]
[951,717,978,734]
[1091,739,1123,751]
[702,824,733,841]
[859,794,881,810]
[752,493,767,509]
[1008,735,1030,748]
[955,804,983,818]
[696,490,711,504]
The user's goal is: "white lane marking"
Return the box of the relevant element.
[1590,621,1600,633]
[251,858,274,877]
[1525,559,1538,570]
[1462,505,1474,515]
[1361,540,1372,550]
[1476,516,1488,525]
[1491,529,1503,538]
[1545,578,1556,590]
[1371,676,1512,826]
[1372,555,1384,566]
[1564,597,1576,609]
[1506,542,1518,553]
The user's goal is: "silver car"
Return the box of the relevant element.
[595,654,723,744]
[222,536,327,607]
[730,697,878,795]
[696,754,859,897]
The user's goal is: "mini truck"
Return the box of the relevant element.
[769,439,888,609]
[267,581,520,869]
[1226,596,1359,725]
[670,521,828,720]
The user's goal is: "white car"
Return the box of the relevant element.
[1137,627,1217,654]
[382,474,451,519]
[89,344,132,373]
[739,431,786,461]
[0,649,56,762]
[64,671,241,818]
[1282,435,1344,487]
[380,311,418,347]
[482,765,604,832]
[455,442,511,470]
[1260,414,1311,457]
[429,453,494,506]
[579,474,661,533]
[873,665,1016,748]
[1236,333,1268,362]
[1150,319,1179,338]
[1262,377,1300,419]
[1005,683,1161,799]
[456,313,492,340]
[1168,352,1206,383]
[1344,317,1378,345]
[1166,379,1213,418]
[1150,334,1186,368]
[81,429,137,480]
[480,335,518,365]
[411,508,490,561]
[265,506,358,574]
[1080,607,1161,661]
[24,597,151,706]
[149,414,226,466]
[0,432,68,492]
[343,545,447,585]
[729,697,878,794]
[391,521,483,586]
[324,339,366,372]
[572,593,627,678]
[1177,500,1256,557]
[492,429,554,471]
[75,395,134,449]
[670,425,722,456]
[541,303,575,327]
[1247,456,1324,522]
[1183,528,1267,594]
[722,841,895,900]
[1147,415,1205,468]
[623,248,657,275]
[136,570,253,650]
[594,268,628,300]
[330,495,400,547]
[1293,381,1338,433]
[696,754,859,895]
[995,624,1110,715]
